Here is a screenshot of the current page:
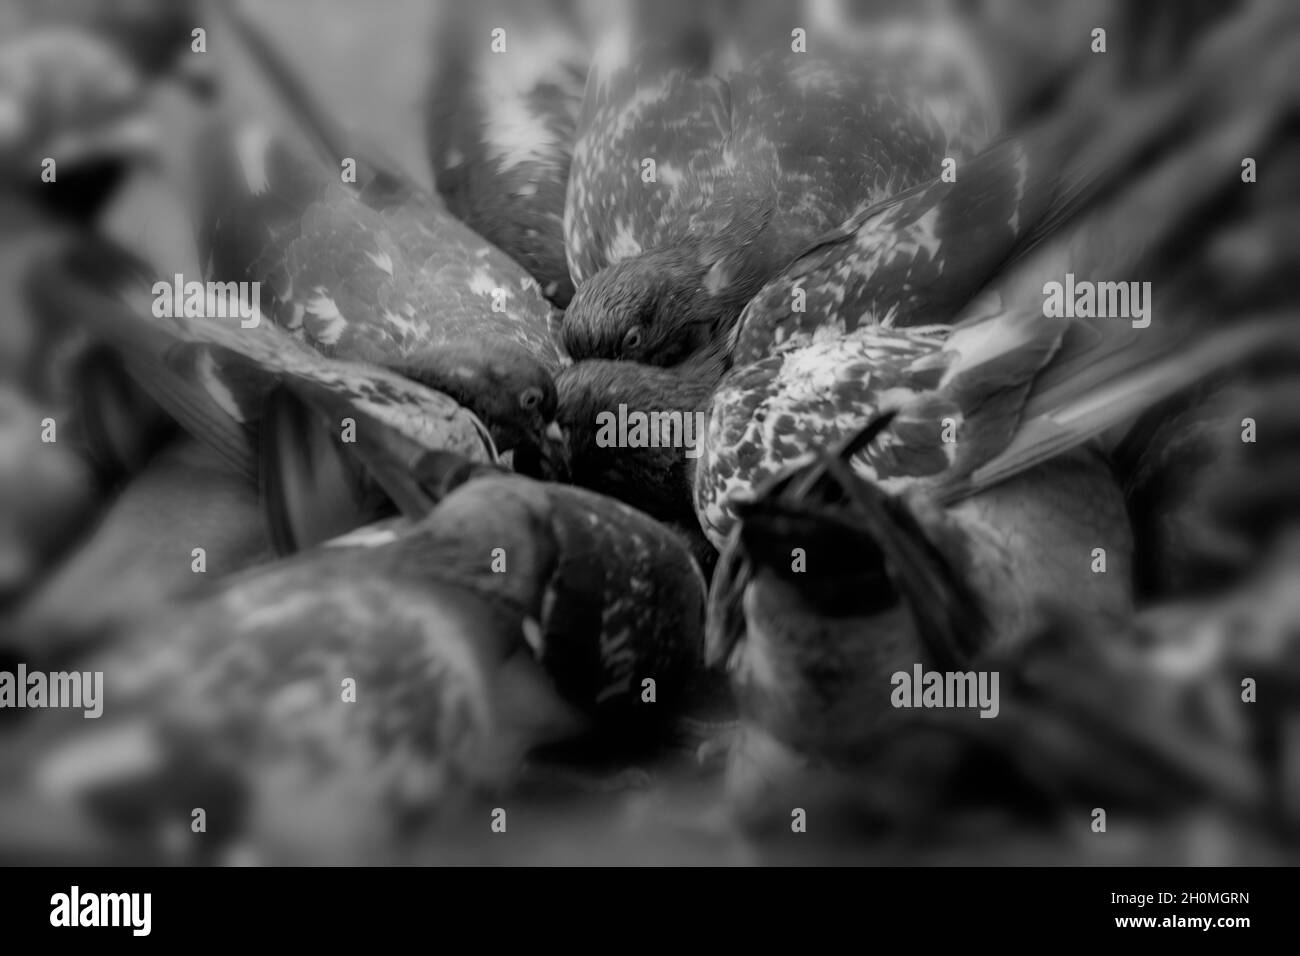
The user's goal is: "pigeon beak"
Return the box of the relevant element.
[513,422,571,481]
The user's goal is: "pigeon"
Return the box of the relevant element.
[697,21,1300,795]
[6,438,272,662]
[704,414,1133,797]
[191,119,571,546]
[727,0,1295,368]
[44,4,569,552]
[551,71,1288,560]
[0,470,708,863]
[192,119,564,448]
[25,233,501,554]
[425,0,591,307]
[1119,371,1300,599]
[696,26,1300,549]
[0,384,99,605]
[0,28,158,226]
[2,0,205,83]
[548,51,1257,551]
[560,16,995,366]
[725,541,1294,840]
[549,343,728,530]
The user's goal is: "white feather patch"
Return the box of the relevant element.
[234,123,274,197]
[305,289,347,346]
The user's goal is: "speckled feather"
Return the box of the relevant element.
[426,3,588,306]
[164,313,499,467]
[728,6,1300,368]
[0,469,712,861]
[698,90,1297,547]
[6,549,532,863]
[566,32,991,283]
[729,137,1039,366]
[561,27,994,362]
[199,124,562,372]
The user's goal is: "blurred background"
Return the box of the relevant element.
[0,0,1297,864]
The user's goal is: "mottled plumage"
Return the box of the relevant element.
[561,23,994,365]
[28,235,501,538]
[426,0,590,306]
[698,5,1300,797]
[729,3,1298,366]
[707,416,1134,799]
[0,471,707,863]
[697,65,1300,547]
[196,121,563,437]
[8,438,272,658]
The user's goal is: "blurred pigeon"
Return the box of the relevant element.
[561,18,995,365]
[728,1,1296,367]
[696,51,1300,548]
[425,0,590,306]
[26,233,501,554]
[193,120,564,447]
[705,416,1130,796]
[697,31,1300,791]
[3,0,205,83]
[726,533,1287,836]
[0,28,157,226]
[6,438,272,662]
[18,236,179,485]
[190,120,568,546]
[0,471,707,863]
[1118,364,1300,600]
[0,384,98,605]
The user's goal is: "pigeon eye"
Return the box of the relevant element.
[622,326,643,354]
[519,387,543,411]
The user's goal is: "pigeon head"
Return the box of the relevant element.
[394,339,560,455]
[549,346,725,524]
[562,247,723,366]
[708,413,988,677]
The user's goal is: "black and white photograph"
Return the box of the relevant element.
[0,0,1296,923]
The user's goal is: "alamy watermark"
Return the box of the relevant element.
[50,886,151,936]
[1042,273,1151,329]
[0,664,103,718]
[890,663,999,718]
[151,274,262,328]
[594,404,707,459]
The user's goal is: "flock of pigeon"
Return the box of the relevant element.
[1,0,1300,864]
